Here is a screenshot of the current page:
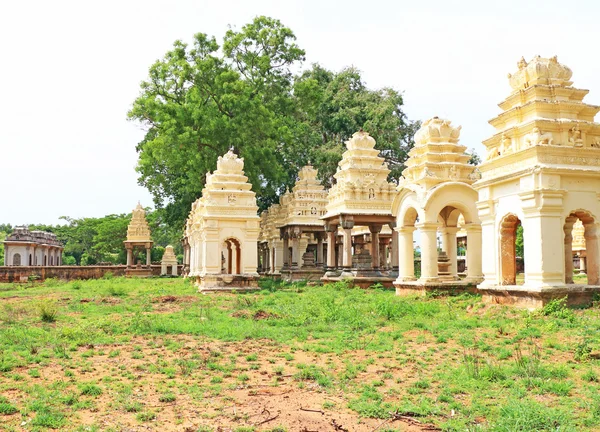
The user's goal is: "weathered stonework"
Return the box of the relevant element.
[3,227,64,267]
[160,245,178,276]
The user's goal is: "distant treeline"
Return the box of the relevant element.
[0,211,183,266]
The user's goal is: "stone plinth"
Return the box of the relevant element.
[478,285,600,310]
[197,274,259,292]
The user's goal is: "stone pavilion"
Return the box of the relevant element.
[3,227,64,266]
[475,55,600,308]
[160,245,178,276]
[392,117,483,295]
[187,150,260,292]
[124,203,154,277]
[321,131,397,287]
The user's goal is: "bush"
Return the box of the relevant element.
[36,300,58,323]
[490,399,575,431]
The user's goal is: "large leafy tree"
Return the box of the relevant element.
[129,16,418,228]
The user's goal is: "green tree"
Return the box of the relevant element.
[128,17,417,229]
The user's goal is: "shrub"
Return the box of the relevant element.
[36,300,58,323]
[490,399,575,431]
[79,383,103,396]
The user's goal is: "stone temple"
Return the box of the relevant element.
[3,227,64,266]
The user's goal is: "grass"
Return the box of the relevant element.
[0,277,599,430]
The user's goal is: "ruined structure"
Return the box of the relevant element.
[187,150,260,291]
[475,56,600,308]
[160,245,178,276]
[393,117,483,295]
[124,203,153,277]
[278,164,328,281]
[322,131,397,287]
[3,227,64,266]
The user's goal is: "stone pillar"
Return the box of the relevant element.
[379,240,387,269]
[291,232,300,269]
[341,219,354,271]
[564,222,574,284]
[390,224,399,274]
[584,224,599,285]
[464,224,483,282]
[369,225,382,270]
[325,224,337,272]
[396,226,416,281]
[146,247,151,266]
[282,236,289,269]
[316,233,324,268]
[580,254,587,273]
[126,247,133,268]
[337,239,343,268]
[3,244,8,266]
[417,223,439,282]
[440,227,459,278]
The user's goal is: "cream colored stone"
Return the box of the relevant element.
[475,56,600,306]
[160,245,178,276]
[186,150,260,291]
[124,203,153,270]
[392,117,483,293]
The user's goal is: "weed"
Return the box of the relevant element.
[36,300,58,322]
[159,393,176,403]
[80,383,103,396]
[136,411,156,422]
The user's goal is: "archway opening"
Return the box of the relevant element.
[500,214,524,285]
[223,238,241,275]
[13,253,21,266]
[29,254,32,266]
[565,210,598,285]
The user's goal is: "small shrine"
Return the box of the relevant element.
[160,245,178,276]
[124,203,153,277]
[321,131,397,287]
[278,164,328,281]
[572,220,587,274]
[186,150,260,292]
[475,56,600,308]
[392,117,483,295]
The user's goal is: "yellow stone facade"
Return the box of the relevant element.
[475,56,600,308]
[393,117,483,294]
[187,150,260,291]
[124,203,153,270]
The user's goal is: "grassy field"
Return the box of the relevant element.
[0,277,599,431]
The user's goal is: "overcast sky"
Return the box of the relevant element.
[2,0,600,226]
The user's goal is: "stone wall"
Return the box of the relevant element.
[0,265,184,283]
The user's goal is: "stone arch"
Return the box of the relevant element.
[223,237,242,275]
[13,253,21,266]
[564,209,599,285]
[499,213,522,285]
[395,190,423,228]
[423,182,480,225]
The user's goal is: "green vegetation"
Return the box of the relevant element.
[0,277,599,430]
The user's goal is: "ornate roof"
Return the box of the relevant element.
[161,245,178,265]
[324,131,396,219]
[279,164,328,227]
[126,203,152,242]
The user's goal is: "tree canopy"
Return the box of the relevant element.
[128,16,419,229]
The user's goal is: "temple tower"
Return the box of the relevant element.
[278,164,329,281]
[475,55,600,308]
[321,131,397,287]
[124,203,153,277]
[187,150,260,292]
[392,117,483,295]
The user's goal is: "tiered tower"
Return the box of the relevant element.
[475,56,600,308]
[187,150,260,291]
[124,203,153,275]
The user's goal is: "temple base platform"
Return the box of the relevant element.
[321,270,395,289]
[125,267,153,278]
[394,279,479,297]
[477,284,600,310]
[281,267,324,282]
[196,274,260,293]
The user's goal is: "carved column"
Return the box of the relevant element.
[369,224,382,270]
[126,247,133,268]
[341,218,354,271]
[316,233,324,268]
[564,221,574,284]
[440,226,459,278]
[146,246,151,267]
[584,224,599,285]
[396,226,416,281]
[389,223,399,273]
[282,235,289,269]
[291,228,300,269]
[325,224,338,272]
[417,222,439,282]
[580,254,587,273]
[464,224,483,283]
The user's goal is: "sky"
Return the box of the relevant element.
[2,0,600,226]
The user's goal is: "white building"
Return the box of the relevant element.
[3,226,64,266]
